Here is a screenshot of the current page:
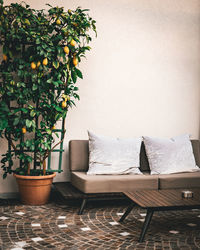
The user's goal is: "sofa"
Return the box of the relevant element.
[69,139,200,214]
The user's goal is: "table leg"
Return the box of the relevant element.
[119,203,135,222]
[139,208,154,242]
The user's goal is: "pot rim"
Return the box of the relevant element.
[13,172,56,180]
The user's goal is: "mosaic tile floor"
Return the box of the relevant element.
[0,197,200,249]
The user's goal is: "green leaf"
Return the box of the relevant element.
[21,108,28,113]
[67,36,72,43]
[32,84,37,91]
[71,70,77,83]
[13,117,20,126]
[25,119,32,128]
[53,81,59,87]
[73,93,80,100]
[30,110,36,117]
[0,119,8,130]
[55,106,63,112]
[31,120,36,128]
[27,155,33,163]
[36,39,40,45]
[3,173,7,179]
[46,129,52,135]
[0,103,9,112]
[25,140,32,147]
[47,79,52,84]
[75,68,83,79]
[53,61,60,69]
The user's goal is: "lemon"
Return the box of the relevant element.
[56,19,61,25]
[24,19,30,25]
[73,57,78,66]
[22,127,26,134]
[70,39,76,47]
[3,54,7,61]
[52,125,56,130]
[10,80,15,85]
[42,58,48,66]
[31,62,36,70]
[64,46,69,54]
[68,9,72,15]
[37,61,41,67]
[61,101,67,108]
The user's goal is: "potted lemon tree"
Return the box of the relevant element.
[0,1,96,205]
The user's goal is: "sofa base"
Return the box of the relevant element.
[53,182,126,214]
[71,172,158,193]
[159,172,200,189]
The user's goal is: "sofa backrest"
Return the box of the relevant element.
[69,140,89,172]
[69,139,200,172]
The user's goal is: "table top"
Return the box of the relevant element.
[124,189,200,208]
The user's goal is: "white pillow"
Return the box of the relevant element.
[143,134,199,175]
[87,131,142,175]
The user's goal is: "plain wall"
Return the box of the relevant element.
[1,0,200,194]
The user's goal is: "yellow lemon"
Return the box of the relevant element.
[22,127,27,134]
[3,54,7,61]
[70,39,76,47]
[68,9,72,15]
[52,125,56,130]
[24,19,30,25]
[42,58,48,66]
[31,62,36,70]
[64,46,69,54]
[61,101,67,108]
[10,80,15,85]
[37,61,41,67]
[73,57,78,66]
[56,19,61,25]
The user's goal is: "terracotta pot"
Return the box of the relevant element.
[14,173,56,205]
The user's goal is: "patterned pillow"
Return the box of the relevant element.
[87,131,142,175]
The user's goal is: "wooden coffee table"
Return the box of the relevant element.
[119,189,200,242]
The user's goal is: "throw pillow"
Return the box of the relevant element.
[87,131,142,175]
[143,134,199,175]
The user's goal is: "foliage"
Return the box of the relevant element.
[0,1,96,178]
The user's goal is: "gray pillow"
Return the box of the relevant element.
[87,131,142,175]
[143,134,199,175]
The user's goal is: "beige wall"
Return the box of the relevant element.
[1,0,200,193]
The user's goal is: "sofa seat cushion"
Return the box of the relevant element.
[159,171,200,189]
[71,172,158,193]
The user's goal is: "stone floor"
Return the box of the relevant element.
[0,194,200,249]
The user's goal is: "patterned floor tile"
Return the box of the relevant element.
[109,221,119,226]
[31,237,43,242]
[58,224,68,228]
[120,232,130,236]
[0,197,200,249]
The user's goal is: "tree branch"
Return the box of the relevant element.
[5,133,18,153]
